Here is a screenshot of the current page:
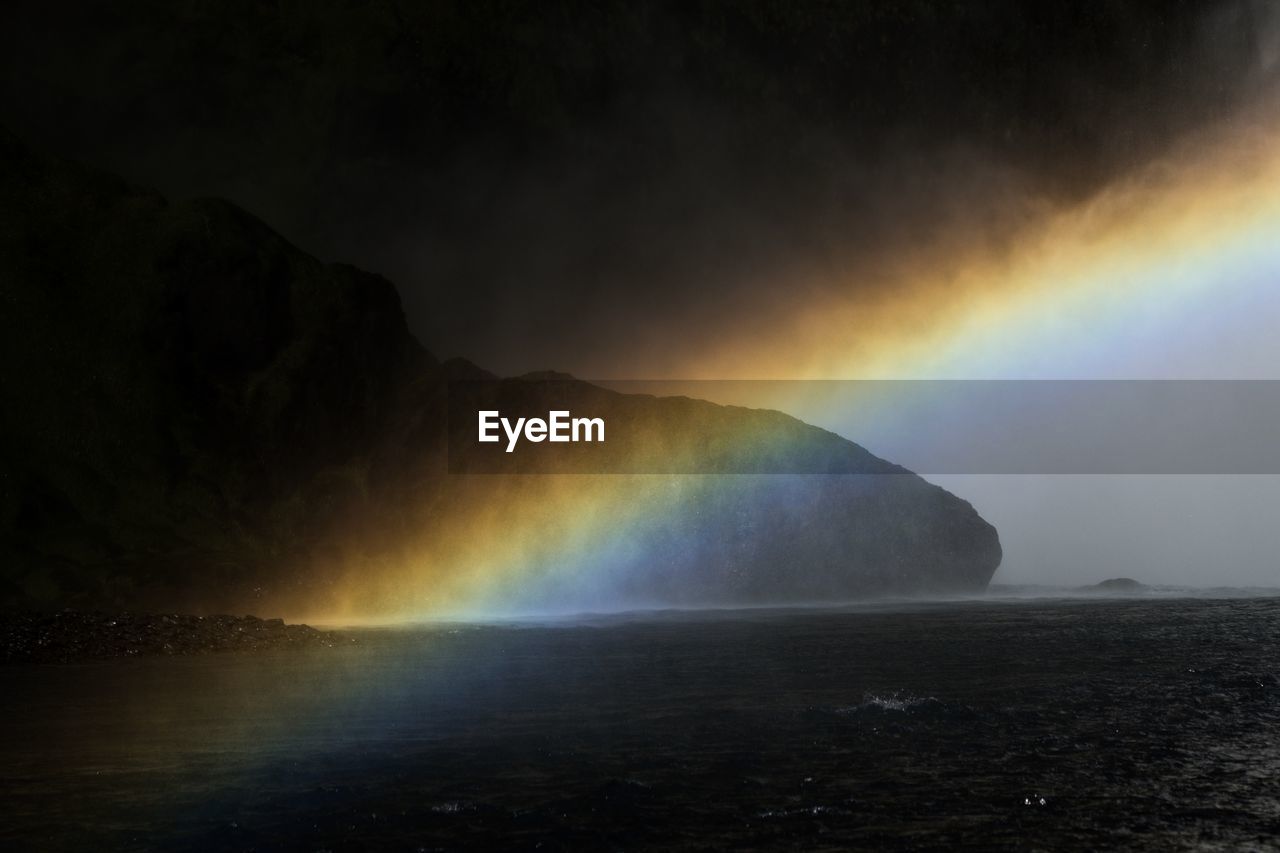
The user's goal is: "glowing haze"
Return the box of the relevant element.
[679,106,1280,383]
[680,100,1280,597]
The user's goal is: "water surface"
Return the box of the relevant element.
[2,596,1278,850]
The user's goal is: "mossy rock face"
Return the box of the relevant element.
[1,129,1000,614]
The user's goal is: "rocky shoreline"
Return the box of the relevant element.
[1,610,353,663]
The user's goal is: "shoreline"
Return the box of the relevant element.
[1,610,354,664]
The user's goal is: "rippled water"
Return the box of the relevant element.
[1,596,1278,850]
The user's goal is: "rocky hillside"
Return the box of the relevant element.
[0,129,1000,616]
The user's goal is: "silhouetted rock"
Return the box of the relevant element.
[1086,578,1147,593]
[0,128,1001,614]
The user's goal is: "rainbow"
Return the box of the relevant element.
[685,111,1280,383]
[295,108,1280,625]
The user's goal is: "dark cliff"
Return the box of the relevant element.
[0,130,1000,615]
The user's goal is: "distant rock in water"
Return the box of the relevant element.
[0,127,1001,615]
[1086,578,1148,593]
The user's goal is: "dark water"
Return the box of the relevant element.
[2,596,1279,851]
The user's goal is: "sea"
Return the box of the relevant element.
[2,591,1278,851]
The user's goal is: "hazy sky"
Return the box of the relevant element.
[5,1,1277,373]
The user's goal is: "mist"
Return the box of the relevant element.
[3,1,1278,375]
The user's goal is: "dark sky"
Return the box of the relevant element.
[2,0,1274,375]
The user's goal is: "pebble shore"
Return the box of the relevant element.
[1,610,353,663]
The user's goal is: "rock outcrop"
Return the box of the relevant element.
[1085,578,1147,594]
[0,129,1000,616]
